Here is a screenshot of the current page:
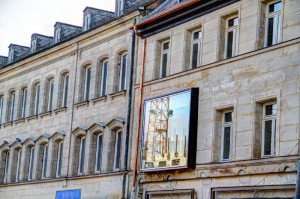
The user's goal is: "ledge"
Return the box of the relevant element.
[26,115,38,121]
[2,121,13,128]
[40,111,52,118]
[14,118,25,125]
[109,90,127,100]
[75,100,89,109]
[53,107,67,114]
[91,96,107,104]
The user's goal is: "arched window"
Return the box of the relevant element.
[24,145,35,181]
[7,90,15,122]
[59,72,69,108]
[71,127,87,176]
[45,78,54,112]
[119,53,128,91]
[31,82,40,115]
[50,132,64,178]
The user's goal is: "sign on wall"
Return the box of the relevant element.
[55,189,81,199]
[141,88,199,171]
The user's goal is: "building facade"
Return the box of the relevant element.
[0,0,299,199]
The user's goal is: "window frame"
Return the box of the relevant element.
[61,73,69,108]
[119,53,128,91]
[31,39,37,53]
[47,78,55,112]
[15,149,22,182]
[113,130,122,171]
[220,110,234,161]
[265,0,282,47]
[8,50,14,63]
[33,83,40,115]
[41,144,48,179]
[83,66,91,101]
[160,40,170,78]
[21,87,28,118]
[84,13,91,31]
[224,15,239,59]
[262,102,277,157]
[28,146,35,181]
[189,29,202,69]
[56,141,63,178]
[55,28,61,43]
[100,60,109,96]
[8,91,15,122]
[95,134,103,173]
[78,136,86,175]
[3,151,9,184]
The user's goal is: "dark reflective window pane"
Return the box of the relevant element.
[224,112,232,122]
[265,104,277,116]
[96,136,103,171]
[226,31,233,58]
[223,127,231,160]
[228,17,238,27]
[193,31,200,40]
[163,42,169,50]
[269,2,281,13]
[264,120,273,155]
[161,53,168,77]
[115,132,122,169]
[191,43,199,68]
[267,17,274,47]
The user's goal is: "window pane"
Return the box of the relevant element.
[63,75,69,107]
[120,55,127,91]
[57,142,63,177]
[226,31,234,58]
[101,62,108,96]
[115,132,122,169]
[264,120,273,155]
[269,2,281,13]
[96,136,103,171]
[224,112,232,122]
[193,31,201,40]
[265,104,277,116]
[42,146,48,178]
[163,42,169,50]
[22,89,27,118]
[223,127,231,160]
[0,97,3,125]
[79,138,85,174]
[267,17,274,47]
[161,53,168,78]
[228,17,238,27]
[191,43,199,69]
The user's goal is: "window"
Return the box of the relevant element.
[114,131,122,170]
[265,1,282,47]
[262,103,277,156]
[8,50,14,63]
[190,30,202,68]
[56,141,63,177]
[46,78,54,111]
[32,83,40,115]
[55,28,61,43]
[118,0,124,16]
[83,66,91,101]
[100,60,108,96]
[31,39,37,53]
[3,151,9,183]
[225,16,238,59]
[20,87,28,118]
[28,146,34,181]
[15,149,21,182]
[41,144,48,179]
[11,148,22,182]
[7,91,15,122]
[160,41,170,78]
[83,13,91,31]
[95,134,103,172]
[78,136,86,175]
[0,95,4,125]
[221,111,233,161]
[119,53,128,91]
[59,72,69,108]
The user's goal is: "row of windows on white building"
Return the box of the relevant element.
[0,52,128,125]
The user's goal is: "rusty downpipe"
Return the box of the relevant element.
[130,27,146,199]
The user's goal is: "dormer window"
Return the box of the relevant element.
[8,50,14,63]
[31,39,37,53]
[118,0,124,16]
[84,13,91,31]
[55,28,61,43]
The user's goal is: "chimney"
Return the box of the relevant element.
[82,7,115,31]
[8,44,30,64]
[0,56,8,68]
[31,34,53,53]
[53,22,82,44]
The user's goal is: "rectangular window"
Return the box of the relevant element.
[225,16,238,59]
[55,28,61,43]
[0,96,3,125]
[34,84,40,115]
[84,14,91,31]
[62,74,69,107]
[262,103,277,156]
[15,149,21,182]
[8,92,15,122]
[160,41,169,78]
[21,88,27,118]
[221,111,233,161]
[84,67,91,101]
[119,54,128,91]
[3,151,9,183]
[265,1,281,47]
[101,61,108,96]
[47,79,54,111]
[31,39,37,53]
[190,30,202,69]
[95,135,103,172]
[42,145,48,179]
[8,50,14,63]
[114,132,122,170]
[28,147,35,181]
[78,137,85,175]
[56,142,63,177]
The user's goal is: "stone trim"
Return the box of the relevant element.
[74,100,89,109]
[26,115,38,122]
[39,111,52,119]
[14,118,25,125]
[109,90,127,100]
[91,96,107,104]
[2,121,13,128]
[53,107,67,115]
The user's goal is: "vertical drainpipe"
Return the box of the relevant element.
[122,17,137,199]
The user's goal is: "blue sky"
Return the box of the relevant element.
[0,0,115,56]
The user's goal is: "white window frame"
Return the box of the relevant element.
[62,74,69,108]
[190,29,202,69]
[220,110,234,161]
[225,15,239,59]
[34,84,40,115]
[28,146,35,181]
[262,102,277,157]
[95,134,103,173]
[84,66,91,101]
[265,1,282,47]
[9,50,14,63]
[0,96,3,125]
[56,141,63,178]
[21,88,27,118]
[3,151,9,183]
[113,131,122,171]
[119,53,128,91]
[78,136,86,175]
[47,79,54,111]
[9,91,15,122]
[101,60,108,96]
[160,40,170,78]
[55,28,61,43]
[15,149,21,182]
[84,13,91,31]
[31,39,37,53]
[41,144,48,179]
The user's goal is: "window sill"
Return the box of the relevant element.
[40,111,52,118]
[53,107,67,115]
[2,121,13,128]
[14,118,25,125]
[75,101,89,109]
[109,90,127,100]
[26,115,38,121]
[91,96,107,104]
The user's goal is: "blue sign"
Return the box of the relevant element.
[56,189,81,199]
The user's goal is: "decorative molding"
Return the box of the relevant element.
[14,118,25,125]
[39,111,52,119]
[26,115,38,122]
[91,96,107,104]
[109,90,127,100]
[75,101,89,109]
[53,107,67,115]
